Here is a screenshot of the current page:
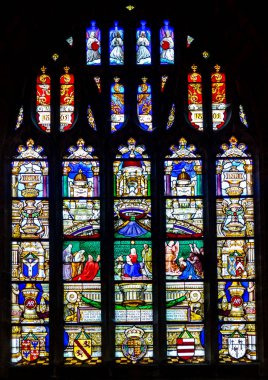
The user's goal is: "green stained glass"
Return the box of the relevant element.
[114,240,152,280]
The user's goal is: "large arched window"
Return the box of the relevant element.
[1,4,265,380]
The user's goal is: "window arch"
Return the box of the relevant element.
[2,4,265,380]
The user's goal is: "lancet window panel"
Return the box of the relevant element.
[10,139,50,366]
[62,139,102,365]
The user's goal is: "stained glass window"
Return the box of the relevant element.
[188,65,203,131]
[62,139,101,364]
[86,21,101,66]
[36,66,51,133]
[160,21,174,65]
[11,139,50,365]
[216,137,256,362]
[136,21,151,65]
[6,13,261,377]
[60,67,75,132]
[109,22,124,65]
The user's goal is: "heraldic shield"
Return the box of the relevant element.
[73,328,92,361]
[21,332,40,361]
[176,328,195,361]
[121,326,147,363]
[228,330,246,359]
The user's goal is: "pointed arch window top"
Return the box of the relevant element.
[217,137,251,158]
[65,138,97,159]
[15,139,46,159]
[166,138,200,158]
[116,138,149,158]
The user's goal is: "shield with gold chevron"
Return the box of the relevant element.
[73,328,92,361]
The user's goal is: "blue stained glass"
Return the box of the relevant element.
[86,21,101,66]
[109,22,124,65]
[137,78,153,131]
[160,21,174,64]
[136,21,151,65]
[111,78,125,133]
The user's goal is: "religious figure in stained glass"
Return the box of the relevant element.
[110,22,124,65]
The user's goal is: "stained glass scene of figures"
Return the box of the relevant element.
[11,139,50,365]
[62,140,102,365]
[216,137,256,362]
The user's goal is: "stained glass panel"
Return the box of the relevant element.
[111,77,125,133]
[36,66,51,133]
[166,324,205,363]
[60,67,74,132]
[218,324,256,362]
[64,325,102,364]
[115,325,153,364]
[188,65,203,131]
[137,78,153,131]
[86,21,101,65]
[160,21,174,65]
[212,64,227,130]
[11,140,50,366]
[136,21,151,65]
[109,22,124,65]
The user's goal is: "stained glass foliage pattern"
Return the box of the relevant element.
[212,65,227,130]
[239,105,249,127]
[114,139,153,364]
[15,106,24,130]
[109,22,124,65]
[165,138,205,363]
[137,78,153,131]
[60,67,74,132]
[11,140,50,365]
[216,137,256,362]
[160,21,174,64]
[36,66,51,133]
[62,140,102,365]
[166,104,175,130]
[111,78,125,133]
[86,21,101,66]
[136,21,151,65]
[87,106,97,130]
[188,65,203,131]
